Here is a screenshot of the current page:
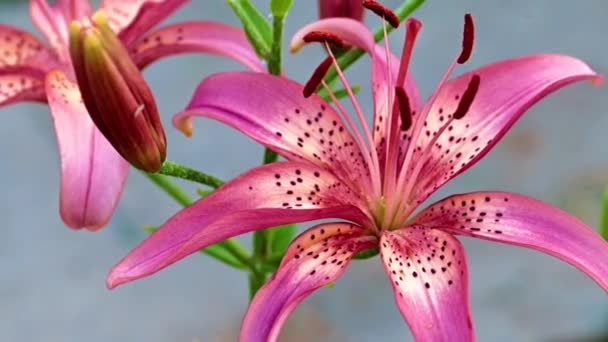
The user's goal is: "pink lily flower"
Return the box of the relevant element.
[107,10,608,342]
[0,0,264,230]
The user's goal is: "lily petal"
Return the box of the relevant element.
[107,161,371,289]
[380,228,473,341]
[45,70,129,230]
[0,73,46,106]
[413,191,608,291]
[0,25,57,106]
[406,54,600,209]
[130,21,264,72]
[242,222,376,342]
[102,0,188,46]
[0,24,57,70]
[289,18,420,170]
[29,0,91,61]
[175,71,372,192]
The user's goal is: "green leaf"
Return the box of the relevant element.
[270,0,293,17]
[143,226,248,270]
[226,0,272,59]
[142,224,157,234]
[601,187,608,241]
[196,188,214,197]
[267,223,297,256]
[353,247,379,259]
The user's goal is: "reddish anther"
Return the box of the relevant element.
[453,74,480,119]
[303,56,334,98]
[362,0,400,28]
[457,13,475,64]
[394,86,412,131]
[303,31,345,48]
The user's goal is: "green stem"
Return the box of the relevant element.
[142,172,192,207]
[262,14,284,164]
[248,10,290,299]
[248,271,267,299]
[223,238,256,269]
[156,160,224,189]
[323,0,426,85]
[601,187,608,241]
[267,14,284,76]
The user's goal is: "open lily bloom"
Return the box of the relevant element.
[107,10,608,342]
[0,0,263,230]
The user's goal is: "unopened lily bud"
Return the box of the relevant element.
[69,11,166,172]
[317,0,364,21]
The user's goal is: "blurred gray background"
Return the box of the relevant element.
[1,0,607,341]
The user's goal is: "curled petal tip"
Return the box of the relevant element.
[289,40,305,53]
[106,264,132,289]
[591,74,605,86]
[175,116,193,137]
[105,272,120,290]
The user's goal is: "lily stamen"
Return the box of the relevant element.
[382,18,422,212]
[395,14,477,202]
[325,42,383,197]
[362,0,400,28]
[458,13,475,64]
[453,74,481,119]
[320,80,377,207]
[395,86,412,131]
[302,31,345,48]
[303,56,333,97]
[394,75,482,224]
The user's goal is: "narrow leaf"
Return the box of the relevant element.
[270,0,294,17]
[196,188,214,197]
[601,187,608,241]
[267,223,298,256]
[353,247,379,259]
[226,0,272,58]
